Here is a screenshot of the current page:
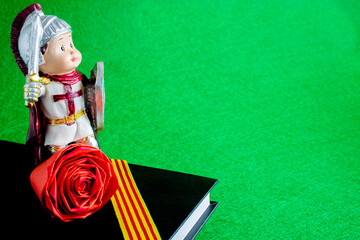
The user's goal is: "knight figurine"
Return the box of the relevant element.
[11,3,104,165]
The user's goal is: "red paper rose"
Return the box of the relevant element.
[30,144,119,222]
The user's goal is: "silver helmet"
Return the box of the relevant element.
[40,15,72,47]
[18,6,72,77]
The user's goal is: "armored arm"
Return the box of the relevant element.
[23,74,49,107]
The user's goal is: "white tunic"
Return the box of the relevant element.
[40,81,94,146]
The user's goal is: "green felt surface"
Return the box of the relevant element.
[2,0,360,239]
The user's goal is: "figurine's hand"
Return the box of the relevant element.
[24,81,43,107]
[23,73,49,107]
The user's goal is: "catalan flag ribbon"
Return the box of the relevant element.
[110,159,162,240]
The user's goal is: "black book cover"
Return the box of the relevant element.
[2,140,218,239]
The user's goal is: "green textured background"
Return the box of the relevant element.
[2,0,360,239]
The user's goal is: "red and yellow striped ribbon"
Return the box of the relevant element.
[110,159,162,240]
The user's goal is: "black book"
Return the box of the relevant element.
[2,140,218,239]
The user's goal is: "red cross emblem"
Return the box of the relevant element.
[53,85,83,126]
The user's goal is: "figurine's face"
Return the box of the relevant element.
[39,33,82,75]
